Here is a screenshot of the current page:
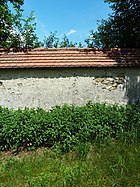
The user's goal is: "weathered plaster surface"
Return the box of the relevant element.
[0,68,140,109]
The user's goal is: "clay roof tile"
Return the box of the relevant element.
[0,48,140,68]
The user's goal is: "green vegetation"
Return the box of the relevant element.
[1,0,139,48]
[0,142,140,187]
[0,0,24,47]
[44,31,82,48]
[0,0,42,48]
[0,102,140,186]
[85,0,140,48]
[0,102,140,152]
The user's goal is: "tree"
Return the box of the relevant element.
[85,0,140,48]
[44,31,59,48]
[44,32,77,48]
[0,0,24,47]
[0,0,24,7]
[14,10,42,48]
[59,34,77,48]
[0,0,42,48]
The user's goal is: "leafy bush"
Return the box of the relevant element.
[0,102,140,152]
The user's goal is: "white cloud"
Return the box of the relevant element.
[66,29,77,36]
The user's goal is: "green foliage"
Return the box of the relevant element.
[0,0,23,47]
[44,31,82,48]
[85,0,140,48]
[59,34,77,48]
[16,10,41,48]
[0,0,24,7]
[0,102,140,152]
[44,31,59,48]
[0,0,42,48]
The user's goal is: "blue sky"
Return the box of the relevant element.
[22,0,112,45]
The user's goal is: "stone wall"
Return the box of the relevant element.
[0,67,140,109]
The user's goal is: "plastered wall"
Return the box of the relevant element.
[0,67,140,109]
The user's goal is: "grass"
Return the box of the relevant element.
[0,103,140,186]
[0,141,140,187]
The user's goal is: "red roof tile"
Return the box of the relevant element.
[0,48,140,68]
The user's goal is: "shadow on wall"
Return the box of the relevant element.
[0,48,140,104]
[103,48,140,103]
[125,75,140,104]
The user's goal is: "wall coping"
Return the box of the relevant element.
[0,48,140,68]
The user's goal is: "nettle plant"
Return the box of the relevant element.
[0,102,140,152]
